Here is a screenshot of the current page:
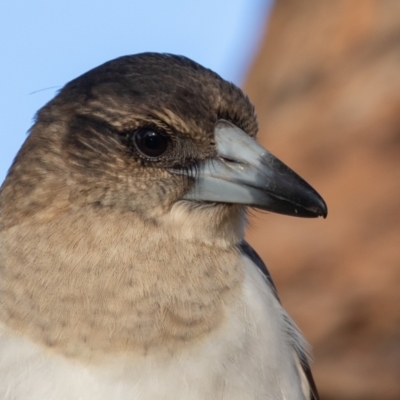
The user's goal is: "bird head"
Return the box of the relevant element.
[1,53,326,239]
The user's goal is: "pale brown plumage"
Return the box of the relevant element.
[0,54,257,360]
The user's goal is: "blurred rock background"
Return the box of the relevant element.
[245,1,400,399]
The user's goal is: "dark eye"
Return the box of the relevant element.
[133,128,169,158]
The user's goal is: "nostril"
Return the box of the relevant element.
[220,156,237,163]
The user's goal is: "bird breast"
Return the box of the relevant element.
[0,205,244,360]
[0,254,306,400]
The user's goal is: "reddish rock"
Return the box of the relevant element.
[244,1,400,399]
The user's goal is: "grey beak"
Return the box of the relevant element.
[177,120,327,218]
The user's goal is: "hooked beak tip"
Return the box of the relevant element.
[313,203,328,219]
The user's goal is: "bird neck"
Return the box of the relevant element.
[0,204,245,361]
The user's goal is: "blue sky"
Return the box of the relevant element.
[0,0,272,183]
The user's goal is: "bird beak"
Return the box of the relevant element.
[178,120,327,218]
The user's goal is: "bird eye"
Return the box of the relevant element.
[133,128,169,158]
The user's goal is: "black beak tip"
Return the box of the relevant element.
[312,206,328,219]
[310,196,328,219]
[292,187,328,218]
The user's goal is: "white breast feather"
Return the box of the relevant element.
[0,256,309,400]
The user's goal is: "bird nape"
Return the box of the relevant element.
[0,53,326,400]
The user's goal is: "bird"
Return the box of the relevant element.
[0,53,327,400]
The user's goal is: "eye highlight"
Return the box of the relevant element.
[133,128,169,158]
